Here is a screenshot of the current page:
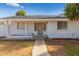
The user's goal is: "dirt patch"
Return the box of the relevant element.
[46,39,79,56]
[0,40,35,56]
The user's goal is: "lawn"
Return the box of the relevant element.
[64,40,79,56]
[0,40,35,56]
[46,39,79,56]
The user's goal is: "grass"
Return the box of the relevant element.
[0,40,35,56]
[64,40,79,56]
[46,39,79,56]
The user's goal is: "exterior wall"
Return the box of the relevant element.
[8,20,47,37]
[26,21,47,35]
[0,25,7,36]
[8,21,25,36]
[8,21,37,36]
[0,21,7,36]
[47,21,79,38]
[26,21,37,35]
[1,19,79,39]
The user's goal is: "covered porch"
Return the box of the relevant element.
[5,19,48,39]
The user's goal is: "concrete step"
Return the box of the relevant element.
[33,35,48,39]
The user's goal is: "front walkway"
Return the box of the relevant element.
[32,39,50,56]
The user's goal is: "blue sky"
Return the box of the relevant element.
[0,3,66,18]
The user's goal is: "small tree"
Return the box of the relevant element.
[16,10,26,16]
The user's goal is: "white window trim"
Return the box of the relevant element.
[17,21,25,30]
[57,21,68,30]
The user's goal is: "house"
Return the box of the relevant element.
[0,15,79,39]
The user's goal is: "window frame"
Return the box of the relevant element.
[17,21,25,30]
[57,21,68,30]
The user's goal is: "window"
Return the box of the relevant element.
[57,21,67,30]
[0,21,5,25]
[17,22,25,30]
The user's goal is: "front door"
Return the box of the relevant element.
[35,22,46,35]
[37,23,44,34]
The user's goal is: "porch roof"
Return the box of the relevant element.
[0,15,69,21]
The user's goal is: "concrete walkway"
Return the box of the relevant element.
[32,39,50,56]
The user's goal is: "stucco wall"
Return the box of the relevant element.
[1,19,79,38]
[9,21,25,36]
[0,25,7,36]
[8,21,37,36]
[47,21,79,38]
[26,21,37,35]
[0,21,7,36]
[26,21,46,35]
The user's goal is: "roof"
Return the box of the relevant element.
[0,15,69,21]
[0,15,67,19]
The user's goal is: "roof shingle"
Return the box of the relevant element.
[0,15,66,19]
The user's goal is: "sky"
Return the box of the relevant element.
[0,3,66,18]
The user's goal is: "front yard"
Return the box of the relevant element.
[0,39,79,56]
[0,40,35,56]
[46,39,79,56]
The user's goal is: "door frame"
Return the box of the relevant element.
[34,22,47,35]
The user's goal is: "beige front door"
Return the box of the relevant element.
[37,23,44,34]
[35,22,46,35]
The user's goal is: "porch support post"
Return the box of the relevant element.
[25,21,28,36]
[6,20,9,37]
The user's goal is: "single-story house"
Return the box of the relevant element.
[0,15,79,39]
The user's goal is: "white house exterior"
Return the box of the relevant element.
[0,15,79,39]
